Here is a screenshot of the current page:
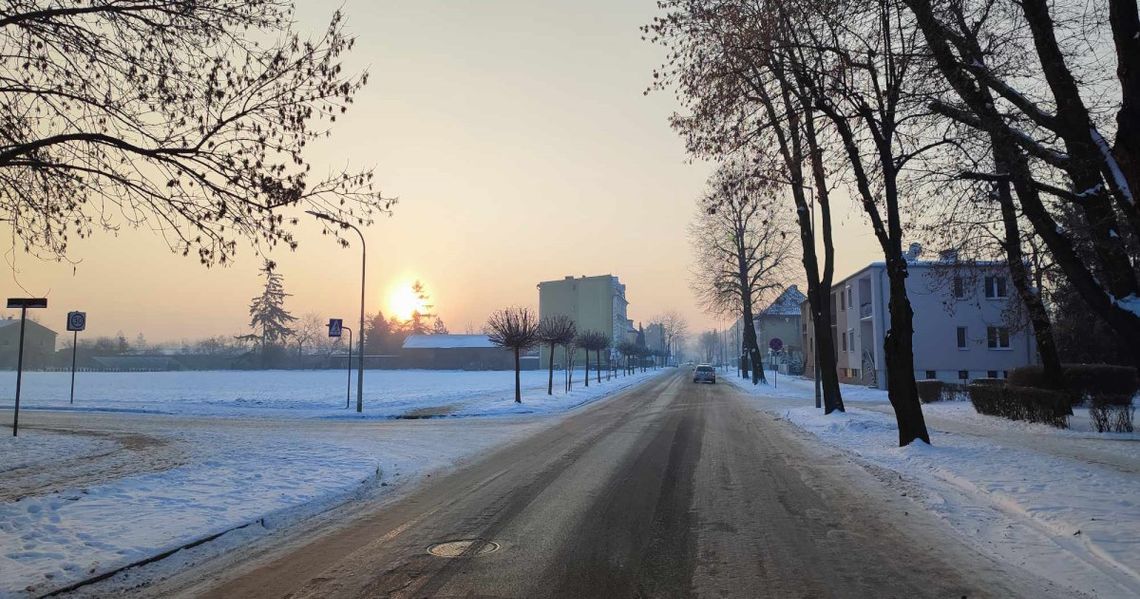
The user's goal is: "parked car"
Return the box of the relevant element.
[693,364,716,384]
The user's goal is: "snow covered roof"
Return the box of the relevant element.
[402,334,500,350]
[762,286,807,317]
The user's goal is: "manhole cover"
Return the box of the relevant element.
[427,539,500,558]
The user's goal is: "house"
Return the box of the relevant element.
[801,248,1037,389]
[537,274,636,367]
[728,286,807,373]
[401,334,538,370]
[0,317,57,370]
[757,285,806,368]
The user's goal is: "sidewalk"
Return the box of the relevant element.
[727,375,1140,598]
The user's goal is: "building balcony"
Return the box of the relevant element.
[859,303,873,320]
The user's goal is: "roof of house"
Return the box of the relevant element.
[0,318,58,336]
[762,286,806,317]
[402,334,500,350]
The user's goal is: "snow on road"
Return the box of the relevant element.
[727,374,1140,598]
[0,368,663,597]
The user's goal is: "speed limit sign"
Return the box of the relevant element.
[66,311,87,332]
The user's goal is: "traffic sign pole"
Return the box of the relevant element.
[66,311,86,406]
[70,331,77,405]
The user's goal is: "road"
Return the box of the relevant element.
[165,370,1062,598]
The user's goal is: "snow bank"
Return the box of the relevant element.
[0,369,664,596]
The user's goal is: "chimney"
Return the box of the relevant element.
[905,242,923,262]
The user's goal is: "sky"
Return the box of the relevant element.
[2,0,883,345]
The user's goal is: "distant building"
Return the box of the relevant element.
[401,334,538,370]
[729,285,807,373]
[801,253,1036,389]
[537,274,635,367]
[0,317,57,370]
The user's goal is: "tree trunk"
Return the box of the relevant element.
[883,257,931,446]
[514,347,521,403]
[584,350,590,387]
[994,145,1066,396]
[596,350,602,383]
[547,342,555,395]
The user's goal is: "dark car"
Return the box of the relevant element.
[693,364,716,384]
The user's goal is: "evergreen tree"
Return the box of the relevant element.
[248,260,296,359]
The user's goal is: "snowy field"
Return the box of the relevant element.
[0,368,663,597]
[0,368,645,419]
[728,374,1140,598]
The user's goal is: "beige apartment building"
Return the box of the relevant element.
[537,274,635,368]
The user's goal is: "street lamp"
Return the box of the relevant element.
[306,211,367,413]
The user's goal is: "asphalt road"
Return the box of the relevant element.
[182,371,1061,598]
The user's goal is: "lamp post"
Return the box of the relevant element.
[8,297,47,436]
[307,211,367,413]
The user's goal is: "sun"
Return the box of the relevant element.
[388,284,425,322]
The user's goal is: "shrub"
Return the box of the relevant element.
[970,377,1005,387]
[1007,364,1137,405]
[941,382,968,401]
[917,379,944,403]
[968,383,1069,428]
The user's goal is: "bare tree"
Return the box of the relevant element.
[654,310,689,366]
[699,330,719,364]
[901,0,1140,366]
[647,0,847,413]
[690,163,798,385]
[293,312,324,358]
[576,331,608,387]
[486,307,540,403]
[0,2,393,264]
[538,315,576,395]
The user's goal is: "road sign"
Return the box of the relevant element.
[67,311,87,332]
[327,318,343,338]
[769,337,784,352]
[7,298,47,309]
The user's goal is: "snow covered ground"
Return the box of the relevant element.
[0,368,648,419]
[0,368,663,597]
[728,374,1140,598]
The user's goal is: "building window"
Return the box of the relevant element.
[987,326,1011,349]
[851,368,860,379]
[847,288,853,309]
[839,292,845,311]
[956,326,968,350]
[952,276,966,299]
[984,275,1008,299]
[841,330,847,351]
[958,370,969,380]
[847,329,854,352]
[987,370,998,378]
[925,370,936,379]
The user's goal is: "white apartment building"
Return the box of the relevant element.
[801,251,1037,389]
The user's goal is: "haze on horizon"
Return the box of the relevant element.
[1,0,881,344]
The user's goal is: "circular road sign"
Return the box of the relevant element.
[768,337,783,352]
[66,311,87,332]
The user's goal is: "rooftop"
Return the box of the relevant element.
[762,286,807,317]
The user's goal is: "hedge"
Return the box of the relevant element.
[1007,364,1138,405]
[968,383,1069,428]
[917,379,944,403]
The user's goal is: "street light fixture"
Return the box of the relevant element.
[306,210,367,413]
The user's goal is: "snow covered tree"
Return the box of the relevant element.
[486,307,539,403]
[248,260,295,364]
